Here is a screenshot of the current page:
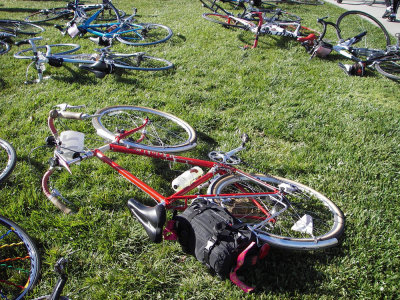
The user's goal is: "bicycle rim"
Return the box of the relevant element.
[336,11,390,53]
[209,173,345,250]
[24,8,69,23]
[375,56,400,81]
[0,139,16,184]
[92,106,197,153]
[0,215,41,300]
[116,23,173,46]
[112,53,174,71]
[0,41,10,55]
[14,44,81,59]
[202,13,249,29]
[0,20,44,35]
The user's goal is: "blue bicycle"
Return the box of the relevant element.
[56,0,173,46]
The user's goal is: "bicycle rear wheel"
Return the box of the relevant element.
[92,106,197,153]
[14,44,81,59]
[209,173,345,250]
[0,20,44,35]
[24,8,70,23]
[0,215,41,300]
[0,139,16,184]
[112,53,174,71]
[202,13,250,29]
[336,11,390,54]
[375,55,400,81]
[116,23,173,46]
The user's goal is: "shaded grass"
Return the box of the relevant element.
[0,0,399,299]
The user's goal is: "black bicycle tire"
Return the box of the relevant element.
[290,0,324,4]
[0,20,44,35]
[209,173,345,250]
[24,7,71,23]
[0,40,10,55]
[116,23,173,46]
[0,215,41,300]
[92,106,197,153]
[365,0,375,5]
[336,11,391,53]
[112,53,174,71]
[202,13,249,29]
[83,5,126,21]
[14,44,81,59]
[0,139,16,183]
[375,55,400,81]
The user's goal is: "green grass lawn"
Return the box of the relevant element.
[0,0,399,298]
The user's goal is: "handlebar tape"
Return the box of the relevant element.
[49,109,86,120]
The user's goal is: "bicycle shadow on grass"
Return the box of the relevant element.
[248,245,347,295]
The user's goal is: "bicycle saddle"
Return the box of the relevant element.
[127,199,166,243]
[79,61,112,78]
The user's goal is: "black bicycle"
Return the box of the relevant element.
[25,0,126,23]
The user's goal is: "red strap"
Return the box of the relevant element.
[229,241,257,293]
[163,220,178,241]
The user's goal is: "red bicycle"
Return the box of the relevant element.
[41,104,344,251]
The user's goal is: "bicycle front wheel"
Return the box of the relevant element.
[116,23,173,46]
[209,173,345,250]
[0,215,41,300]
[112,53,174,71]
[0,20,44,35]
[24,8,70,23]
[0,139,16,184]
[202,13,250,29]
[14,44,81,59]
[375,55,400,81]
[336,11,390,54]
[92,106,197,152]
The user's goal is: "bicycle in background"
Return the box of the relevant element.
[202,10,318,48]
[308,11,400,81]
[14,37,174,83]
[25,0,126,23]
[54,0,173,46]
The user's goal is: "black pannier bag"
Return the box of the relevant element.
[172,199,270,292]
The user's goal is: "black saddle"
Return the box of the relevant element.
[79,61,112,78]
[127,199,166,243]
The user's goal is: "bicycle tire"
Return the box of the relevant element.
[0,215,41,300]
[202,13,249,29]
[0,20,44,35]
[209,173,345,250]
[0,40,10,55]
[92,106,197,153]
[116,23,173,46]
[290,0,324,4]
[336,11,390,54]
[0,139,16,184]
[25,8,70,23]
[365,0,375,5]
[111,53,174,71]
[14,44,81,60]
[84,5,126,21]
[375,55,400,81]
